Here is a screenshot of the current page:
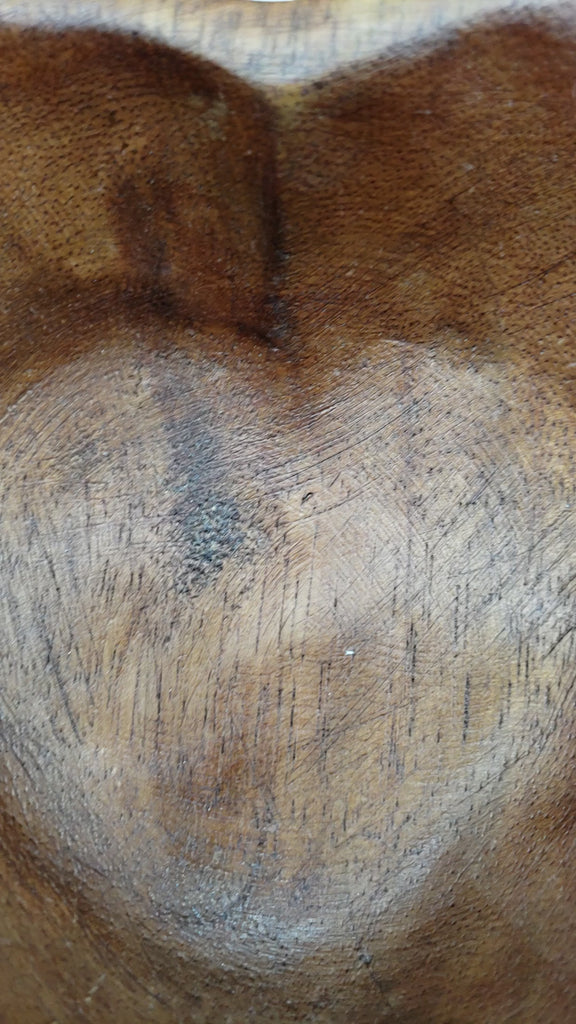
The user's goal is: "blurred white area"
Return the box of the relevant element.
[0,0,570,82]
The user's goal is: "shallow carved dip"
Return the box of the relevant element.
[0,1,575,1021]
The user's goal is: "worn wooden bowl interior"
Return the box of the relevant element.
[0,2,575,1021]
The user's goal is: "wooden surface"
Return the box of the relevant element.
[0,2,576,1022]
[0,0,569,80]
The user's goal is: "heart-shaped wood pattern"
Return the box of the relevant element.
[0,14,575,1023]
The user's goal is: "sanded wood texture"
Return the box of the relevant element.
[0,3,575,1022]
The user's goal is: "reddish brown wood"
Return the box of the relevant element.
[0,9,575,1022]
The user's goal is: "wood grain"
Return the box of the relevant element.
[0,3,575,1022]
[0,0,569,80]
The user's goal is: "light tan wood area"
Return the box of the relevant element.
[0,3,575,1022]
